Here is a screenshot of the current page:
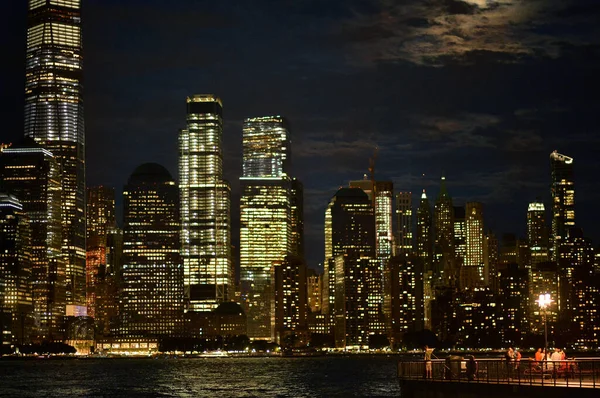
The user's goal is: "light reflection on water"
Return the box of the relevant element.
[0,356,402,397]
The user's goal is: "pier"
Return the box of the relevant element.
[397,358,600,398]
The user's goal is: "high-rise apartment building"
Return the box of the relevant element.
[0,194,34,345]
[271,256,307,345]
[527,201,549,266]
[395,192,413,255]
[462,202,485,288]
[558,228,594,325]
[240,116,294,339]
[120,164,183,338]
[25,0,86,307]
[1,141,65,340]
[179,95,233,312]
[550,151,575,261]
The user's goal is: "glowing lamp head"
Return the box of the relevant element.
[537,293,552,309]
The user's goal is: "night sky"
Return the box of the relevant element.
[2,0,599,270]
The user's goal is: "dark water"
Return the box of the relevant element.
[0,356,402,397]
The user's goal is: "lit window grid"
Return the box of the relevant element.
[179,99,233,311]
[242,116,290,179]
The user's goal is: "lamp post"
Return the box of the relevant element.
[537,293,552,358]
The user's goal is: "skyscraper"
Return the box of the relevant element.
[395,192,413,255]
[239,116,298,339]
[271,256,307,345]
[290,178,304,259]
[86,186,116,319]
[527,201,549,266]
[179,95,233,313]
[416,190,432,268]
[0,194,34,345]
[25,0,86,308]
[1,141,65,340]
[550,151,575,261]
[120,164,183,338]
[416,190,433,328]
[323,188,375,316]
[462,202,485,288]
[433,176,454,285]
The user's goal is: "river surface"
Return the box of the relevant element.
[0,356,402,397]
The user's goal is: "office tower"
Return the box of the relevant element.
[497,263,529,345]
[416,190,432,329]
[323,188,375,315]
[25,0,86,307]
[453,206,466,270]
[350,179,392,332]
[395,192,413,255]
[271,256,307,345]
[527,201,549,266]
[334,254,381,349]
[416,190,432,268]
[179,95,233,313]
[529,261,559,335]
[0,194,34,345]
[290,178,304,259]
[86,186,116,319]
[0,141,65,340]
[350,179,393,258]
[462,202,485,288]
[433,176,454,284]
[95,226,123,336]
[558,228,594,327]
[120,163,183,338]
[306,269,322,313]
[550,151,575,261]
[239,116,293,339]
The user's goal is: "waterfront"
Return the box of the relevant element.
[0,356,401,397]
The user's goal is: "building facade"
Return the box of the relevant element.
[0,194,34,345]
[239,116,294,339]
[1,142,65,341]
[527,201,549,266]
[462,202,485,289]
[25,0,86,308]
[550,151,575,261]
[179,95,233,313]
[120,164,183,338]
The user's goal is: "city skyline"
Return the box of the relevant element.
[2,1,600,270]
[1,0,600,358]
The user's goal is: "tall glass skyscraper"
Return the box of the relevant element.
[24,0,86,307]
[240,116,294,339]
[550,151,575,261]
[179,95,233,312]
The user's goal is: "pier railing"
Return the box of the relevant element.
[398,358,600,388]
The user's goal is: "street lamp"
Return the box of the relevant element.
[537,293,552,358]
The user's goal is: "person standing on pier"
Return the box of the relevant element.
[424,346,434,379]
